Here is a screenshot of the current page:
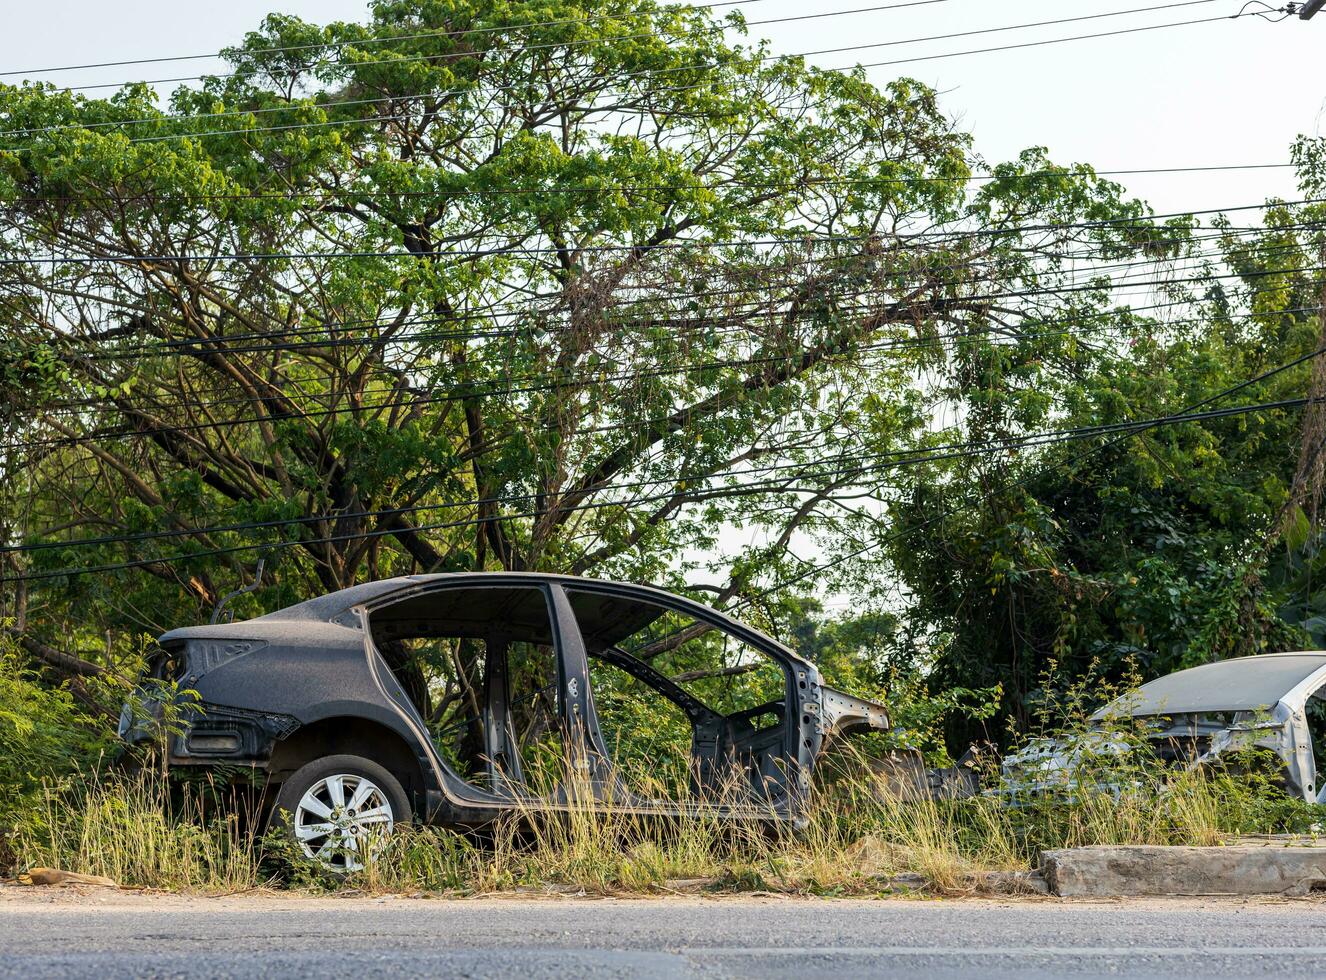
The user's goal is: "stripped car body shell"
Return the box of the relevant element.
[122,573,889,826]
[1001,652,1326,802]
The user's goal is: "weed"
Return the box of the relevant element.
[6,733,1320,896]
[12,766,265,891]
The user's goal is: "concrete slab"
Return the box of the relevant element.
[1043,845,1326,897]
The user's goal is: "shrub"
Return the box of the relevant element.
[0,643,110,866]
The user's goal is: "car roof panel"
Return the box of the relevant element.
[1092,652,1326,718]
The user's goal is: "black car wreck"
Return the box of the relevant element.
[121,573,888,870]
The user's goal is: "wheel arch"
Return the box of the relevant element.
[267,715,428,818]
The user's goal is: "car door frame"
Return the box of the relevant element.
[560,578,815,813]
[352,572,825,823]
[1279,662,1326,802]
[355,574,617,822]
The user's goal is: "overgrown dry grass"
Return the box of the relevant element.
[9,741,1310,896]
[11,766,264,892]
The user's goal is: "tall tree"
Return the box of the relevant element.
[881,139,1326,749]
[0,0,1162,666]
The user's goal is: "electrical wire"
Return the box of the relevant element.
[76,309,1132,444]
[54,227,1315,364]
[11,257,1323,453]
[8,286,1319,581]
[1,393,1307,579]
[15,5,1251,154]
[24,214,1316,364]
[0,0,772,78]
[0,6,1308,596]
[28,286,1312,427]
[828,6,1273,74]
[0,162,1296,207]
[0,330,1112,452]
[9,239,1321,441]
[728,340,1326,608]
[2,196,1318,266]
[119,9,1276,146]
[35,0,960,94]
[0,3,1259,144]
[37,1,1212,96]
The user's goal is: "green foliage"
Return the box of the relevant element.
[8,714,1318,894]
[859,141,1326,753]
[773,600,1000,764]
[589,672,693,789]
[876,678,1002,767]
[0,0,1180,651]
[0,337,66,422]
[0,640,111,861]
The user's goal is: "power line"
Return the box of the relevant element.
[0,3,1260,144]
[2,329,1106,452]
[4,249,1313,460]
[6,217,1319,458]
[36,212,1318,354]
[0,307,1161,427]
[30,281,1313,426]
[123,8,1276,146]
[829,5,1278,75]
[0,162,1296,207]
[9,284,1322,458]
[9,285,1319,579]
[33,0,1214,96]
[0,0,771,79]
[8,246,1322,442]
[69,8,1262,149]
[31,226,1317,369]
[15,226,1320,368]
[13,253,1326,319]
[2,197,1318,266]
[730,340,1326,607]
[3,394,1307,580]
[6,397,1306,558]
[60,310,1138,444]
[12,214,1309,317]
[36,0,958,94]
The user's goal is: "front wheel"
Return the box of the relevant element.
[271,754,410,873]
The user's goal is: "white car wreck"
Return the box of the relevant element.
[1002,652,1326,803]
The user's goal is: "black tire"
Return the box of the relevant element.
[271,754,411,873]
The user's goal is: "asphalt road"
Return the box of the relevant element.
[1,887,1323,979]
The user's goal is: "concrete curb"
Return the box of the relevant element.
[1042,845,1326,897]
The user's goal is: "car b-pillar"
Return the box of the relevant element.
[547,585,614,796]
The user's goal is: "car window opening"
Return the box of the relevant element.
[1307,693,1326,802]
[368,585,565,797]
[567,588,793,805]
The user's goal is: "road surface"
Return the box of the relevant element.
[1,886,1322,978]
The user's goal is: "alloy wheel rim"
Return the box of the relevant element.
[293,773,394,872]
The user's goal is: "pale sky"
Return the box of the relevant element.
[1,0,1320,218]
